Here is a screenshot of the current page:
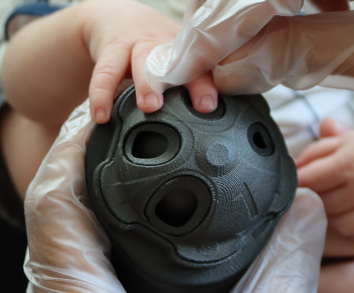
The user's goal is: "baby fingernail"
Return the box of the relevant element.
[144,93,159,108]
[95,107,108,123]
[199,95,216,112]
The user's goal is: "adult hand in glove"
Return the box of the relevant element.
[145,0,354,96]
[24,100,326,293]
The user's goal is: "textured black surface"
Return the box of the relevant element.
[86,86,297,293]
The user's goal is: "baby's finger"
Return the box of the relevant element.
[184,72,218,113]
[329,210,354,237]
[297,156,346,193]
[132,41,163,113]
[295,137,340,168]
[89,43,130,123]
[319,118,350,138]
[321,185,353,217]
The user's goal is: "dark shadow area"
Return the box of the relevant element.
[0,218,28,292]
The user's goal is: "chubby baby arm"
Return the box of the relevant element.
[2,0,218,127]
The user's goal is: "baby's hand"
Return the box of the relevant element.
[296,119,354,248]
[82,0,218,124]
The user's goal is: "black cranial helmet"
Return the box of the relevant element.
[86,86,297,293]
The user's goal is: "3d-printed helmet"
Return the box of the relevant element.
[86,86,297,293]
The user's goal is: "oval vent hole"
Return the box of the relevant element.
[253,132,267,149]
[132,131,168,159]
[155,188,198,227]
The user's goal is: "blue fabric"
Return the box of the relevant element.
[5,3,66,40]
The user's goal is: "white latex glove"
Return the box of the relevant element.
[144,0,354,94]
[24,99,327,293]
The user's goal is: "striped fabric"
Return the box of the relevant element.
[265,85,354,156]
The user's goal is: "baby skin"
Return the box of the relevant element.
[1,0,218,200]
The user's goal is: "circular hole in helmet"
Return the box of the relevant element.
[124,123,180,165]
[155,188,198,227]
[146,176,212,235]
[132,131,168,159]
[253,131,267,149]
[247,123,273,156]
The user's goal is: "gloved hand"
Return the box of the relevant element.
[144,0,354,95]
[24,98,327,293]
